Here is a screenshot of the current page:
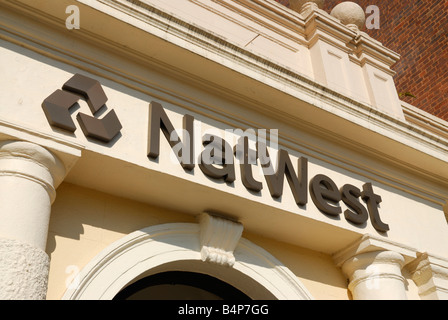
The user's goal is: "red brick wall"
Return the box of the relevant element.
[275,0,448,121]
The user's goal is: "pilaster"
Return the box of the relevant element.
[406,253,448,300]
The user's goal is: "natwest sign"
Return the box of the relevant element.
[42,74,389,233]
[147,101,390,233]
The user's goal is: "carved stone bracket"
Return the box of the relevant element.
[199,213,243,267]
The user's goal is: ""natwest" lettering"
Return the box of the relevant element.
[147,101,389,232]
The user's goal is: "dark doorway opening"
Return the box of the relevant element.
[113,271,251,300]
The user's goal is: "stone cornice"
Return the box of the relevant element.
[402,101,448,142]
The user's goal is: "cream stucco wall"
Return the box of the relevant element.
[47,182,345,300]
[46,182,196,299]
[47,183,423,300]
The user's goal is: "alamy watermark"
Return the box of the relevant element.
[366,5,380,30]
[65,5,80,30]
[167,121,280,176]
[364,265,381,290]
[65,265,81,290]
[65,4,381,31]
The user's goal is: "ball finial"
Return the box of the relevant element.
[330,1,366,30]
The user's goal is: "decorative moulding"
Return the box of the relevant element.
[62,223,313,300]
[199,212,243,267]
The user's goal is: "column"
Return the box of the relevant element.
[0,140,66,299]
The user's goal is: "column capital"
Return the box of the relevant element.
[333,233,417,267]
[341,250,407,300]
[342,250,405,274]
[333,234,418,300]
[0,140,67,203]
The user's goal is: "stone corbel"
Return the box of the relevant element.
[199,212,243,267]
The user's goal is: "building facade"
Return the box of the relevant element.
[0,0,448,300]
[278,0,448,120]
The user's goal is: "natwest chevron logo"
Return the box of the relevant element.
[42,73,122,143]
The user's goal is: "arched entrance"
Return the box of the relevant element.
[62,223,313,300]
[113,271,251,300]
